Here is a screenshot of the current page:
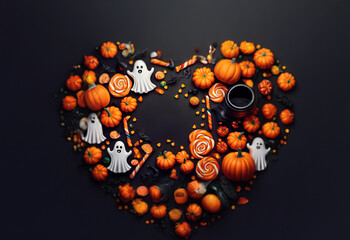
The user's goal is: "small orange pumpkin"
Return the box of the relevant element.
[118,183,135,202]
[239,41,255,54]
[131,198,148,216]
[175,222,192,239]
[92,164,108,181]
[100,41,117,58]
[279,109,294,124]
[180,159,194,174]
[262,122,280,138]
[150,205,167,219]
[174,188,188,204]
[192,67,215,89]
[82,70,96,85]
[66,75,82,91]
[84,55,99,70]
[239,61,256,78]
[258,79,273,95]
[156,151,176,170]
[120,96,137,113]
[220,40,239,58]
[189,96,200,106]
[187,180,204,199]
[262,103,277,120]
[214,58,241,85]
[253,48,275,69]
[76,90,86,108]
[186,203,202,221]
[84,84,110,111]
[168,209,182,222]
[149,185,162,203]
[176,150,189,164]
[100,106,122,127]
[216,140,228,153]
[222,148,255,182]
[62,96,76,111]
[277,72,296,91]
[84,146,102,164]
[201,194,221,213]
[227,131,247,150]
[217,125,229,137]
[243,115,261,133]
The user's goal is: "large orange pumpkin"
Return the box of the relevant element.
[156,151,176,170]
[84,84,110,111]
[201,194,221,213]
[100,41,117,58]
[222,148,255,182]
[253,48,275,69]
[100,106,122,127]
[214,58,242,85]
[220,40,239,58]
[192,67,215,89]
[239,61,256,78]
[227,131,247,150]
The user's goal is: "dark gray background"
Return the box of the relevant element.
[1,0,349,239]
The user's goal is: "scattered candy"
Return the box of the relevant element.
[155,88,164,95]
[192,125,197,129]
[176,56,197,72]
[131,130,135,135]
[171,142,175,147]
[166,139,171,143]
[157,143,161,147]
[180,146,184,150]
[205,95,213,130]
[202,114,206,119]
[201,123,205,127]
[175,94,179,99]
[160,81,166,87]
[151,58,175,70]
[181,84,185,88]
[138,96,143,102]
[195,111,200,115]
[184,93,189,98]
[110,131,120,139]
[164,86,168,90]
[130,144,153,179]
[155,71,165,80]
[178,89,182,93]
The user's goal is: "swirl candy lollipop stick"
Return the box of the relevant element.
[123,116,132,147]
[205,95,213,130]
[175,56,197,72]
[130,144,153,179]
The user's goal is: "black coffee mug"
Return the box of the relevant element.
[213,84,257,121]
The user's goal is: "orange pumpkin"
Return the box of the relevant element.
[216,140,228,153]
[99,73,110,84]
[168,209,182,222]
[220,40,239,58]
[262,122,280,138]
[149,185,162,203]
[262,103,277,119]
[62,96,77,111]
[239,41,256,54]
[258,79,273,95]
[214,58,241,85]
[82,70,96,85]
[279,109,294,124]
[76,90,86,108]
[84,55,99,70]
[66,75,82,91]
[156,151,176,170]
[222,148,255,182]
[186,203,202,221]
[187,180,204,199]
[217,125,229,137]
[84,146,102,164]
[192,67,215,89]
[239,61,256,78]
[180,159,194,174]
[131,198,148,216]
[92,164,108,181]
[150,205,167,219]
[201,194,221,213]
[253,48,275,69]
[227,131,247,150]
[120,96,137,113]
[243,115,261,133]
[174,188,188,204]
[100,106,122,127]
[189,96,200,106]
[176,150,189,164]
[118,183,135,202]
[277,72,296,91]
[175,222,192,239]
[84,84,110,111]
[100,41,117,58]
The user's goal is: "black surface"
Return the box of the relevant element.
[1,0,350,239]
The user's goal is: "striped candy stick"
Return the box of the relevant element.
[123,116,132,147]
[130,144,153,179]
[175,55,197,72]
[151,58,170,67]
[205,95,213,130]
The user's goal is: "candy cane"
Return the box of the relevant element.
[123,116,132,147]
[176,56,197,72]
[130,152,151,179]
[205,95,212,130]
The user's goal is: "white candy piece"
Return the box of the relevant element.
[247,137,271,171]
[127,60,156,94]
[107,141,132,173]
[82,113,106,144]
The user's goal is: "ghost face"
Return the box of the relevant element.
[89,113,98,125]
[133,60,147,75]
[252,138,265,150]
[114,141,125,154]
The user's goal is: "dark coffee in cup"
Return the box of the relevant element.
[213,84,257,121]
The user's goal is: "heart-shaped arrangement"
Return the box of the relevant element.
[57,40,296,239]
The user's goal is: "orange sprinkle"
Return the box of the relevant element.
[245,186,251,191]
[237,197,249,205]
[101,145,106,150]
[106,141,110,145]
[191,176,196,180]
[138,96,143,102]
[145,220,149,224]
[150,219,155,224]
[236,186,241,192]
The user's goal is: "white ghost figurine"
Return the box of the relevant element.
[82,113,106,144]
[107,141,132,173]
[247,137,271,171]
[127,60,155,94]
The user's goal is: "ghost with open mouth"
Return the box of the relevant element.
[127,59,156,94]
[247,137,271,171]
[107,141,132,173]
[82,112,106,144]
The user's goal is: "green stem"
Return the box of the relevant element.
[237,148,243,158]
[88,152,93,158]
[163,150,167,159]
[104,107,112,117]
[231,58,236,64]
[238,132,245,140]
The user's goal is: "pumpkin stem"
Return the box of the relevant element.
[88,152,93,158]
[238,132,245,140]
[237,148,243,158]
[104,107,112,117]
[231,58,236,64]
[262,52,266,56]
[163,150,167,159]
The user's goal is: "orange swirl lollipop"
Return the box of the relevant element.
[196,157,220,181]
[189,130,215,159]
[208,83,228,103]
[108,74,132,97]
